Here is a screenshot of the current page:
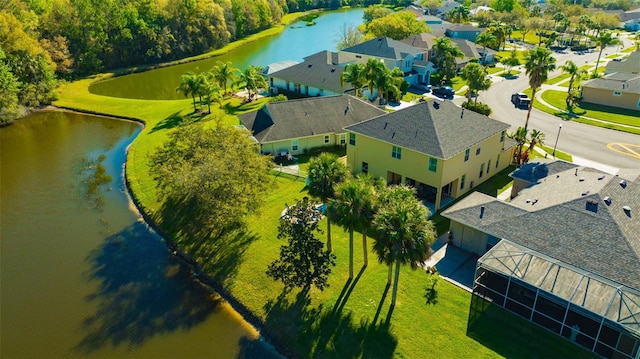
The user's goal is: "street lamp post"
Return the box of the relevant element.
[552,123,563,159]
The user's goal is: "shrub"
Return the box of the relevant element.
[462,100,492,116]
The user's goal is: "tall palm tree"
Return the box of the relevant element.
[332,179,366,279]
[307,153,350,253]
[340,62,366,97]
[211,61,239,96]
[354,173,384,268]
[475,32,496,65]
[176,71,200,112]
[446,5,470,24]
[460,62,491,104]
[373,185,435,307]
[524,47,556,132]
[559,60,585,108]
[593,31,620,76]
[363,58,387,101]
[508,126,528,165]
[375,67,404,104]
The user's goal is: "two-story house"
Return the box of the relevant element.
[344,100,515,211]
[338,37,436,86]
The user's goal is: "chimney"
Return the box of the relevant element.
[480,205,485,218]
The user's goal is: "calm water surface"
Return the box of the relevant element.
[0,112,279,358]
[89,8,365,100]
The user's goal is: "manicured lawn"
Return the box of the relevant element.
[53,36,597,359]
[496,50,527,65]
[544,73,570,85]
[486,66,504,74]
[541,90,640,127]
[510,30,544,45]
[622,45,638,53]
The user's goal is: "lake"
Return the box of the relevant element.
[88,8,365,100]
[0,111,280,358]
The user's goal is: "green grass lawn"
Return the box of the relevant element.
[622,45,638,53]
[53,41,597,358]
[510,31,546,45]
[545,73,570,85]
[486,66,504,74]
[496,50,527,65]
[541,90,640,127]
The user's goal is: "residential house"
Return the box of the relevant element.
[422,15,454,37]
[238,94,385,156]
[338,37,436,86]
[445,24,486,42]
[604,49,640,75]
[267,51,348,97]
[442,161,640,359]
[436,0,462,16]
[451,38,496,68]
[581,73,640,111]
[344,100,515,211]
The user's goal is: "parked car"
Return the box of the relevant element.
[411,83,432,93]
[511,92,528,105]
[516,98,531,109]
[432,86,455,99]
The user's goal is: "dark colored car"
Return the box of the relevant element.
[511,92,528,105]
[432,86,455,99]
[411,83,432,93]
[516,98,531,109]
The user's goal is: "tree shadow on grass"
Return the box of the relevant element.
[75,222,220,354]
[150,111,209,133]
[262,286,397,358]
[223,99,265,116]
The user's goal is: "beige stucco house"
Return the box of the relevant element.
[238,95,385,157]
[581,73,640,111]
[344,100,515,211]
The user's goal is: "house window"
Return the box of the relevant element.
[460,174,466,190]
[392,146,402,159]
[496,154,500,168]
[487,160,491,174]
[428,157,438,172]
[362,161,369,174]
[340,133,346,145]
[464,148,470,161]
[479,163,484,178]
[294,83,301,93]
[500,131,505,142]
[476,144,481,156]
[349,133,356,146]
[324,135,330,144]
[292,139,299,151]
[613,91,622,96]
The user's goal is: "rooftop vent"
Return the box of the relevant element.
[604,196,612,205]
[598,175,606,180]
[331,68,336,72]
[575,168,578,176]
[480,205,485,218]
[461,108,465,118]
[308,64,313,68]
[384,122,388,129]
[579,177,585,182]
[586,200,598,213]
[620,180,627,188]
[623,205,631,217]
[392,132,395,138]
[433,101,440,109]
[526,199,532,203]
[582,191,590,196]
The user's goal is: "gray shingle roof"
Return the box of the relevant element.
[341,37,423,61]
[582,73,640,94]
[443,164,640,289]
[344,100,510,159]
[447,25,484,33]
[268,51,346,93]
[238,95,386,143]
[605,50,640,74]
[509,159,578,183]
[400,33,437,51]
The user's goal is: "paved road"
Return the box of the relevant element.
[461,41,640,170]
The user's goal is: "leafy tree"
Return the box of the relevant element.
[335,23,364,51]
[366,11,429,40]
[307,152,350,253]
[559,60,585,108]
[501,51,521,74]
[176,71,201,112]
[592,31,620,76]
[0,50,23,125]
[197,73,222,114]
[373,185,435,307]
[363,5,392,24]
[266,198,336,292]
[527,129,545,156]
[432,37,464,84]
[149,122,272,238]
[211,61,239,96]
[341,62,366,97]
[420,0,442,15]
[524,47,556,132]
[486,25,507,51]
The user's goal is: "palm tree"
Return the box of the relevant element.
[211,61,239,96]
[552,12,565,30]
[363,58,387,101]
[332,178,369,279]
[341,62,366,97]
[593,31,620,76]
[527,129,545,156]
[176,71,200,112]
[524,47,556,132]
[354,173,384,268]
[373,185,435,307]
[446,5,470,24]
[460,62,491,104]
[559,60,585,108]
[508,126,528,165]
[375,67,404,104]
[476,32,496,65]
[432,37,464,84]
[307,153,350,253]
[237,66,267,101]
[487,25,507,51]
